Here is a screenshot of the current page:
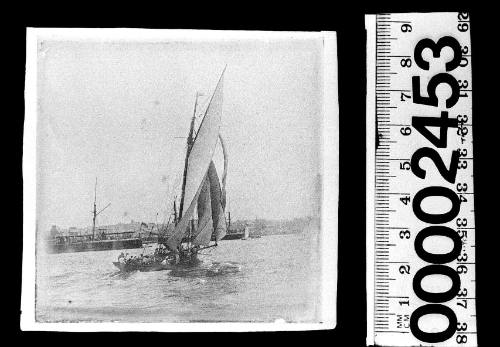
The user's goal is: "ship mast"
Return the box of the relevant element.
[178,92,200,222]
[92,177,97,241]
[91,177,111,241]
[227,194,231,229]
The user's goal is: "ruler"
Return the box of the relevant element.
[366,13,476,346]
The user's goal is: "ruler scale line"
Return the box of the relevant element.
[367,12,476,347]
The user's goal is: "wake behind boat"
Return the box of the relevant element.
[114,68,228,272]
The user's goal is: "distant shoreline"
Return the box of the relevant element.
[43,216,320,238]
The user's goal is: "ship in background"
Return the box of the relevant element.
[216,211,249,240]
[45,179,142,254]
[45,68,254,257]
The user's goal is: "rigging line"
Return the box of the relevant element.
[194,94,211,120]
[160,198,170,229]
[160,183,172,226]
[158,172,177,225]
[161,173,182,226]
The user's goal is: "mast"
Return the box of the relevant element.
[92,177,97,241]
[178,92,200,222]
[227,194,231,229]
[91,177,110,241]
[165,68,226,251]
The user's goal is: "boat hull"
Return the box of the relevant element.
[220,232,244,240]
[47,238,143,254]
[113,256,200,272]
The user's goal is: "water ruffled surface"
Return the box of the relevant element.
[36,232,320,323]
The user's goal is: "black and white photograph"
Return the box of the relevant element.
[22,29,338,331]
[9,5,496,346]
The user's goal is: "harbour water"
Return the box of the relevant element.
[36,230,321,323]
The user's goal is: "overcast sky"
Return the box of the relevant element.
[36,34,324,232]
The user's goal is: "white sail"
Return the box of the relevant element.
[166,70,225,250]
[193,222,214,246]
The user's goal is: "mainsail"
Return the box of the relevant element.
[166,69,226,250]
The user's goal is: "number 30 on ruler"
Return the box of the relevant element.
[366,12,476,346]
